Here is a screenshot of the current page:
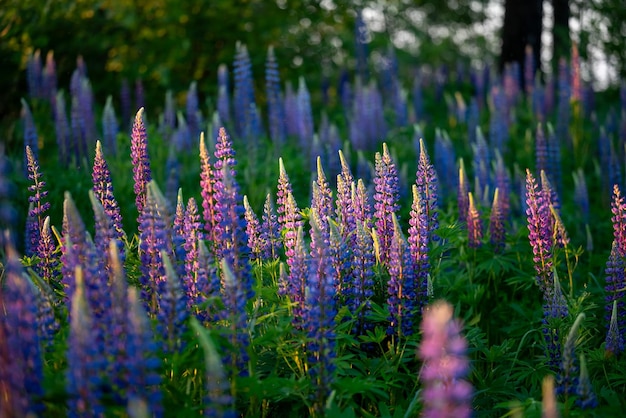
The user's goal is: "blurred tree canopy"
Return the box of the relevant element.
[0,0,624,126]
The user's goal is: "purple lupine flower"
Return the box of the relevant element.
[489,86,510,153]
[336,150,356,240]
[78,77,97,153]
[467,192,483,248]
[160,90,176,141]
[66,266,105,418]
[311,157,333,233]
[37,216,59,282]
[54,91,71,167]
[126,287,163,417]
[458,159,469,225]
[408,184,430,312]
[472,127,491,201]
[260,193,280,260]
[243,195,263,263]
[532,78,546,121]
[266,46,286,145]
[353,178,373,226]
[416,138,439,239]
[348,220,375,335]
[525,169,553,296]
[183,197,205,311]
[276,157,294,228]
[611,184,626,255]
[197,239,220,322]
[138,182,168,316]
[544,269,568,370]
[546,124,562,191]
[131,108,152,215]
[219,259,250,375]
[70,93,88,168]
[387,214,418,337]
[576,354,597,409]
[217,64,231,124]
[25,145,50,256]
[21,99,39,176]
[89,190,125,274]
[102,96,119,157]
[159,251,189,355]
[373,143,400,266]
[556,58,571,149]
[200,132,220,247]
[305,211,337,415]
[605,300,624,356]
[556,313,584,396]
[284,223,309,329]
[0,245,45,416]
[605,241,626,350]
[217,165,250,281]
[419,300,473,418]
[92,140,125,241]
[489,188,506,253]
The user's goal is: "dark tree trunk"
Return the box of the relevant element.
[500,0,543,91]
[552,0,570,69]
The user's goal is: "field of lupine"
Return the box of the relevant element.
[1,36,626,418]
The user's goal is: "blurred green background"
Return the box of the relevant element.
[1,0,625,131]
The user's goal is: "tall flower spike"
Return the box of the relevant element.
[419,301,473,418]
[1,245,45,416]
[467,192,483,248]
[305,211,337,415]
[525,169,553,296]
[219,259,250,374]
[37,216,59,282]
[89,190,124,272]
[489,188,505,253]
[416,138,439,239]
[159,251,189,355]
[276,157,294,228]
[387,214,418,337]
[311,156,333,234]
[126,287,163,417]
[243,195,263,263]
[25,145,50,256]
[92,140,125,241]
[373,143,400,266]
[286,225,308,329]
[217,64,231,124]
[349,220,375,335]
[605,299,624,356]
[408,184,430,311]
[200,132,220,246]
[183,196,204,311]
[131,108,152,215]
[54,91,71,167]
[576,354,597,409]
[66,266,105,417]
[353,178,373,226]
[260,193,280,260]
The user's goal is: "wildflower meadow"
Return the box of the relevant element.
[2,15,626,418]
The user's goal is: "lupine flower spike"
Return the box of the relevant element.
[419,300,473,418]
[25,145,50,256]
[373,143,400,266]
[131,108,152,216]
[467,192,482,248]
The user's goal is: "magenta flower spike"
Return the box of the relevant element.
[525,169,553,296]
[373,143,400,266]
[408,185,429,310]
[200,132,220,247]
[467,192,483,248]
[131,108,152,215]
[92,140,124,241]
[243,195,263,263]
[419,300,473,418]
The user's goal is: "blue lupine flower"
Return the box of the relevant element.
[576,354,597,409]
[186,81,202,143]
[416,138,439,240]
[217,64,231,125]
[243,195,263,263]
[557,313,584,396]
[305,211,337,414]
[260,193,280,260]
[92,140,125,242]
[219,259,250,375]
[408,184,429,311]
[54,91,71,167]
[265,46,286,146]
[489,189,505,253]
[159,251,189,355]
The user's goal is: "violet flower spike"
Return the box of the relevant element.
[467,192,483,248]
[131,107,152,215]
[25,145,50,257]
[92,140,125,242]
[200,132,220,247]
[488,188,505,253]
[419,300,473,418]
[373,143,400,266]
